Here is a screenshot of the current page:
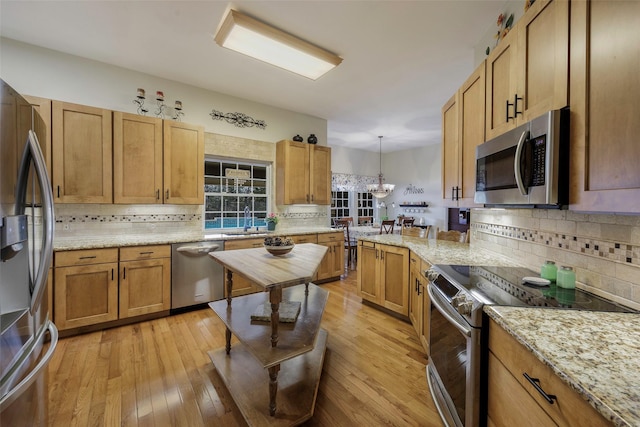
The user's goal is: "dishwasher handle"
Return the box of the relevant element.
[176,244,221,256]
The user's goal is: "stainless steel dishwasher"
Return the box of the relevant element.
[171,241,224,310]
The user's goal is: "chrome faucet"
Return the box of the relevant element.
[243,205,251,232]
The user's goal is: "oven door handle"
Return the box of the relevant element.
[428,285,472,338]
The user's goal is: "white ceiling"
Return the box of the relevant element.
[0,1,504,152]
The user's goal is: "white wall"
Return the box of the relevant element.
[0,38,327,145]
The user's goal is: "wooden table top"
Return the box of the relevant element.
[208,243,328,290]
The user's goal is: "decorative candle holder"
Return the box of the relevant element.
[133,88,148,115]
[173,100,184,121]
[154,91,166,119]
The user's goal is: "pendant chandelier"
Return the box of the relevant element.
[367,136,395,199]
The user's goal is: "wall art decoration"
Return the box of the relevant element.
[210,109,267,129]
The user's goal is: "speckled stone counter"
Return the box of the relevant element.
[53,227,335,251]
[357,234,519,266]
[485,306,640,427]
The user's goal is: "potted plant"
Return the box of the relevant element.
[265,213,278,231]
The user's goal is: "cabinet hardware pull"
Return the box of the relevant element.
[57,186,60,198]
[417,280,421,296]
[79,256,96,260]
[311,194,314,202]
[456,186,460,200]
[166,189,169,200]
[514,94,523,117]
[306,194,310,203]
[451,186,455,201]
[506,99,514,122]
[111,268,114,280]
[523,373,557,404]
[381,251,384,261]
[375,249,379,259]
[139,251,154,255]
[156,189,160,200]
[123,267,126,280]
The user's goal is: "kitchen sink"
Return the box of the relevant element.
[221,231,268,237]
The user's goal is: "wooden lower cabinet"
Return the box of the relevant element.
[409,254,431,354]
[119,245,171,318]
[316,231,343,282]
[357,241,409,316]
[487,319,611,427]
[223,238,264,297]
[54,248,119,330]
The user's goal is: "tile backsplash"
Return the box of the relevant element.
[472,208,640,310]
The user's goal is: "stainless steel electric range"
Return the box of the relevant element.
[425,264,634,427]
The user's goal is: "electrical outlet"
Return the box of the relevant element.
[63,224,70,231]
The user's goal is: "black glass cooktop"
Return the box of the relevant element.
[432,264,635,312]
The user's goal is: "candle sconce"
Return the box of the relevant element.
[133,88,184,120]
[133,88,148,115]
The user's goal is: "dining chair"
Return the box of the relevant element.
[380,219,395,234]
[436,227,469,243]
[402,226,429,239]
[358,216,373,226]
[401,217,415,230]
[335,219,358,267]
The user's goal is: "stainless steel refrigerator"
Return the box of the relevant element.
[1,79,57,425]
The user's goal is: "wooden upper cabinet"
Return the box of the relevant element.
[441,93,459,206]
[309,145,331,205]
[22,95,52,179]
[486,0,569,140]
[442,61,485,207]
[569,0,640,213]
[113,112,163,204]
[276,140,331,205]
[163,120,204,205]
[52,101,112,203]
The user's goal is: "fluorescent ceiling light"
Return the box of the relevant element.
[214,9,342,80]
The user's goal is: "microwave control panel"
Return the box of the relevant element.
[531,135,546,186]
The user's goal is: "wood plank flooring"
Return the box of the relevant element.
[47,266,442,426]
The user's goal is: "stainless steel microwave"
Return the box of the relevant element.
[474,108,569,207]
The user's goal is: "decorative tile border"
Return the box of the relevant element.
[473,223,640,266]
[56,214,201,224]
[280,212,327,219]
[332,173,377,192]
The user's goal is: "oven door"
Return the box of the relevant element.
[427,284,482,427]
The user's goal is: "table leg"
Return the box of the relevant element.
[268,364,281,416]
[269,286,282,348]
[226,269,233,354]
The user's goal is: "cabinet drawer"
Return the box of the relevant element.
[292,234,318,244]
[317,232,342,243]
[224,238,264,250]
[120,245,170,261]
[55,248,118,267]
[488,319,610,426]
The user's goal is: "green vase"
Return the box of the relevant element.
[267,222,276,231]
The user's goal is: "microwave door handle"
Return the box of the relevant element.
[513,130,530,196]
[16,130,55,315]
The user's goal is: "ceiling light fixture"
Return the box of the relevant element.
[368,136,395,199]
[214,9,343,80]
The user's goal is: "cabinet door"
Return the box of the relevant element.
[54,262,118,330]
[357,241,379,303]
[408,252,422,335]
[317,233,343,281]
[518,0,569,122]
[22,95,52,204]
[114,112,163,204]
[485,28,519,140]
[52,101,112,203]
[457,63,486,207]
[119,257,171,318]
[441,93,459,207]
[276,140,310,204]
[310,145,331,204]
[420,260,431,354]
[379,244,409,316]
[163,121,204,204]
[569,0,640,212]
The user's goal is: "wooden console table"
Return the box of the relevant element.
[208,243,329,426]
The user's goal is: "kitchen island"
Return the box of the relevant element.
[208,243,329,427]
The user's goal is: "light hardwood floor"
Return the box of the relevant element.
[47,266,442,426]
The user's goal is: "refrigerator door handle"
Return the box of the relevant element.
[15,130,55,315]
[0,321,58,411]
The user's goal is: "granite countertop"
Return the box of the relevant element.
[357,234,519,266]
[485,306,640,427]
[53,227,336,251]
